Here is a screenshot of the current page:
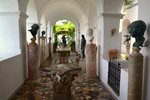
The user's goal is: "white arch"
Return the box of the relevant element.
[39,0,87,22]
[26,0,39,43]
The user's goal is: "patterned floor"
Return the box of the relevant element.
[12,52,114,100]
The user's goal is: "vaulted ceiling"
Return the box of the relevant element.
[34,0,98,26]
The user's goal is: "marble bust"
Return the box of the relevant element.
[86,28,94,44]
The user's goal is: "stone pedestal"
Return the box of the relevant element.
[86,44,97,79]
[128,47,143,100]
[28,38,40,82]
[40,36,46,64]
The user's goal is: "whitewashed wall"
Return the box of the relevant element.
[0,55,25,100]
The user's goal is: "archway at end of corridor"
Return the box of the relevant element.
[53,19,76,53]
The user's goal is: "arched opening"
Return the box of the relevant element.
[53,19,76,52]
[26,0,39,44]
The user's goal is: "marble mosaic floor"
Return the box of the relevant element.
[12,52,114,100]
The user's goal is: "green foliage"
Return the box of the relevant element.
[124,0,134,5]
[53,21,75,35]
[68,40,75,51]
[53,20,75,51]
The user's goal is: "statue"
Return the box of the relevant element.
[127,20,146,48]
[86,28,94,44]
[61,35,67,48]
[41,31,45,36]
[81,35,86,59]
[28,24,40,39]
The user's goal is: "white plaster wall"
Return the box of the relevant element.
[103,0,123,13]
[100,58,119,100]
[100,58,108,84]
[123,6,138,22]
[138,0,150,100]
[26,0,39,44]
[26,0,38,23]
[80,24,88,38]
[100,58,129,100]
[103,15,122,59]
[0,13,20,59]
[0,0,19,12]
[119,69,128,100]
[0,55,25,100]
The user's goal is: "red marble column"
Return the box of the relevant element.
[128,47,143,100]
[86,44,97,79]
[28,38,40,82]
[40,36,46,64]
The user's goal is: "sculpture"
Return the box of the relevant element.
[61,35,67,48]
[28,24,39,39]
[127,20,146,48]
[81,35,86,59]
[41,31,45,36]
[86,28,94,44]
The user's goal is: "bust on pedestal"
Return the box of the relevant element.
[86,28,97,79]
[40,31,46,64]
[86,28,94,44]
[127,20,146,100]
[28,24,40,83]
[48,37,52,58]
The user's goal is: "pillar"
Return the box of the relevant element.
[128,47,143,100]
[86,44,97,79]
[48,37,52,58]
[19,12,28,78]
[28,38,40,82]
[40,36,46,64]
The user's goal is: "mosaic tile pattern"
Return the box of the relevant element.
[12,52,114,100]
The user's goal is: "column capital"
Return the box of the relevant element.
[20,12,28,19]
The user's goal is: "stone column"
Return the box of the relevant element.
[28,38,40,82]
[128,47,143,100]
[48,37,52,58]
[19,12,28,78]
[86,44,97,79]
[40,36,46,64]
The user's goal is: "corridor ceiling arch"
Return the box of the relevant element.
[39,0,88,26]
